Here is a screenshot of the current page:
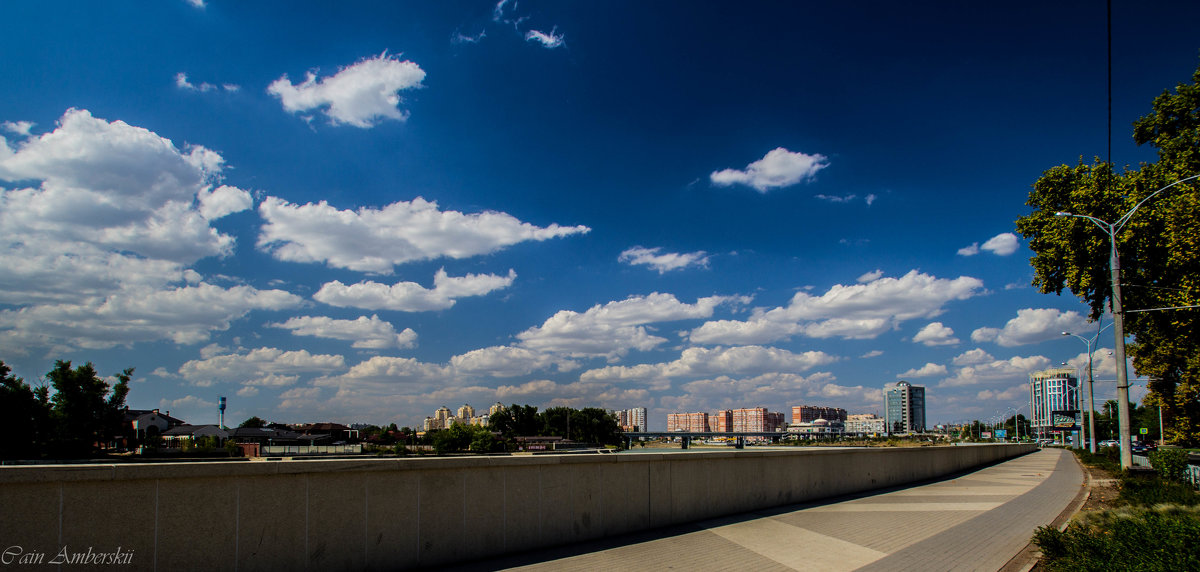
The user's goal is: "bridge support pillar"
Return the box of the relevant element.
[735,436,744,449]
[681,436,690,449]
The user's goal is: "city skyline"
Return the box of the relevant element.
[2,2,1198,430]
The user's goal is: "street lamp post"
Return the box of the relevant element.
[1063,322,1113,454]
[1055,173,1200,469]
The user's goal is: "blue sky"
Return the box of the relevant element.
[2,1,1198,430]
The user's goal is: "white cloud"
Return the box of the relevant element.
[857,269,883,283]
[312,356,453,401]
[710,148,829,192]
[981,233,1020,256]
[912,322,959,346]
[178,347,347,387]
[952,348,994,366]
[2,121,34,136]
[452,30,487,44]
[581,345,837,382]
[175,72,215,92]
[271,315,417,349]
[619,246,709,274]
[815,194,856,203]
[898,362,948,378]
[450,346,574,378]
[267,53,426,128]
[959,233,1020,257]
[197,185,253,220]
[861,350,884,358]
[689,270,984,345]
[313,268,516,311]
[184,0,205,8]
[970,308,1092,347]
[257,196,589,273]
[525,29,564,49]
[0,109,300,353]
[1,284,301,350]
[865,194,877,206]
[939,354,1051,387]
[518,293,731,358]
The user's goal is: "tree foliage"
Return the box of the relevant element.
[1016,61,1200,445]
[46,360,131,458]
[0,360,50,459]
[488,404,623,447]
[238,416,267,429]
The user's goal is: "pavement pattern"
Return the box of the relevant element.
[452,448,1084,572]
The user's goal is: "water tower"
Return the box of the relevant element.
[219,396,226,428]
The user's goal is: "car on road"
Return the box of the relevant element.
[1131,442,1157,454]
[1098,440,1119,448]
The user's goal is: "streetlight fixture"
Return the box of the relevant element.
[1063,321,1113,453]
[1055,173,1200,469]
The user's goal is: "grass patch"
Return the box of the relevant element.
[1034,449,1200,569]
[1034,505,1200,571]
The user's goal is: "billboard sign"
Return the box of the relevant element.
[1051,410,1078,429]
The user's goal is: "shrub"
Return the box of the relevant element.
[1118,473,1200,507]
[1149,448,1190,483]
[1035,505,1200,571]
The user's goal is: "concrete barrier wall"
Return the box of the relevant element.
[0,444,1033,571]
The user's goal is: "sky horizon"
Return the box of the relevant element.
[2,1,1198,430]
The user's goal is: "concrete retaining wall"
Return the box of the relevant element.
[0,444,1033,570]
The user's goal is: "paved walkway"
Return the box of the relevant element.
[452,448,1085,572]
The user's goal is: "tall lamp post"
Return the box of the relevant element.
[1055,173,1200,469]
[1063,322,1113,453]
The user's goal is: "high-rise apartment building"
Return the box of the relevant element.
[792,405,848,423]
[457,404,475,420]
[732,408,785,432]
[884,381,926,434]
[613,407,647,432]
[1029,367,1078,439]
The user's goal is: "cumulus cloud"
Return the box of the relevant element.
[618,246,709,274]
[971,308,1092,347]
[689,270,984,345]
[270,315,417,349]
[517,293,731,358]
[313,268,516,311]
[939,354,1051,387]
[981,233,1020,256]
[450,346,575,378]
[197,185,253,220]
[267,53,426,128]
[959,233,1020,257]
[898,362,948,378]
[2,121,34,136]
[912,322,959,346]
[2,284,301,350]
[952,348,994,366]
[581,345,837,382]
[178,347,347,387]
[710,148,829,192]
[525,28,564,49]
[0,109,299,352]
[857,269,883,283]
[258,196,589,273]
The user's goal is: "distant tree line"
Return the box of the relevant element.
[416,405,624,455]
[0,359,131,459]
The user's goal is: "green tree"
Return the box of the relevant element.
[238,416,267,429]
[45,361,131,458]
[0,360,50,459]
[1016,61,1200,445]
